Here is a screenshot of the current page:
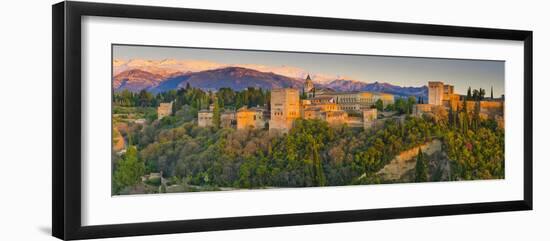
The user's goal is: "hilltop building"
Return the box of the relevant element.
[268,76,395,131]
[322,111,348,125]
[198,110,213,127]
[197,104,215,127]
[303,106,323,120]
[428,81,460,109]
[198,104,237,128]
[419,81,504,127]
[157,102,173,120]
[220,111,237,128]
[301,97,340,119]
[191,75,504,132]
[412,103,434,117]
[426,81,504,114]
[269,88,301,132]
[237,106,266,130]
[317,91,394,111]
[195,75,404,132]
[428,81,445,106]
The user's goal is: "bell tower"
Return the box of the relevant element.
[304,74,315,98]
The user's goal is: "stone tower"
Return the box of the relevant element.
[304,74,315,98]
[269,88,300,132]
[428,81,444,106]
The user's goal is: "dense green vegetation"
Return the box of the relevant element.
[113,146,145,193]
[112,114,444,193]
[382,96,417,115]
[111,86,504,194]
[114,86,270,111]
[443,96,505,180]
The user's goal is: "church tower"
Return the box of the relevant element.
[304,74,315,98]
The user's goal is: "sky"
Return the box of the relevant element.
[113,44,505,96]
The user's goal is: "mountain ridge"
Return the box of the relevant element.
[112,66,428,97]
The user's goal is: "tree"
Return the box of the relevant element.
[114,146,145,192]
[472,89,479,101]
[217,88,236,108]
[138,89,154,107]
[300,88,307,99]
[385,103,395,111]
[448,106,455,128]
[473,101,481,130]
[479,88,485,100]
[461,96,469,132]
[375,99,384,111]
[309,138,326,186]
[491,86,494,99]
[415,148,428,182]
[467,87,472,100]
[212,97,221,128]
[115,89,136,106]
[171,99,179,115]
[235,96,243,109]
[472,88,486,101]
[407,96,417,114]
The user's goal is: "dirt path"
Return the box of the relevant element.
[376,139,442,181]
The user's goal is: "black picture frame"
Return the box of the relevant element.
[52,1,533,240]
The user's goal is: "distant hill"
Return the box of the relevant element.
[113,69,164,92]
[361,81,428,98]
[324,79,369,92]
[113,66,427,98]
[324,79,427,98]
[151,67,304,93]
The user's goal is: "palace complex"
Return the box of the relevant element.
[191,75,393,132]
[266,75,395,132]
[172,76,504,132]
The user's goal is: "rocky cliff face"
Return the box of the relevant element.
[376,139,442,181]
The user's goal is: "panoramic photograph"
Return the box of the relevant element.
[111,44,505,195]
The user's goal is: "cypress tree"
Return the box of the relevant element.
[212,97,221,129]
[473,101,481,130]
[312,139,325,186]
[171,99,178,115]
[479,88,484,100]
[462,97,469,133]
[415,148,428,182]
[462,96,468,114]
[448,106,454,128]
